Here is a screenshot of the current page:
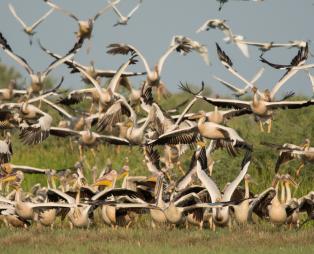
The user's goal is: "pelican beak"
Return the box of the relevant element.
[117,171,128,180]
[197,140,206,148]
[147,175,157,182]
[287,175,298,187]
[92,179,113,187]
[188,113,203,120]
[0,174,17,183]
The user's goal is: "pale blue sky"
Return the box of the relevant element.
[0,0,313,98]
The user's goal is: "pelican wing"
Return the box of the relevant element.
[49,127,80,138]
[42,38,84,78]
[107,43,151,75]
[96,135,130,146]
[93,0,119,21]
[42,98,73,120]
[146,126,199,146]
[10,164,47,174]
[30,7,55,30]
[44,0,79,21]
[213,75,244,94]
[0,32,33,74]
[248,187,276,221]
[127,1,141,18]
[109,1,124,19]
[199,96,251,109]
[8,4,27,29]
[265,100,314,110]
[30,202,76,209]
[222,153,251,202]
[47,188,76,204]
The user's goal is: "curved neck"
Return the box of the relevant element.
[244,180,249,199]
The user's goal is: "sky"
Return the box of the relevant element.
[0,0,313,98]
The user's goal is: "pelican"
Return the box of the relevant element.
[213,67,265,98]
[262,139,314,176]
[106,39,192,98]
[236,39,308,55]
[0,80,27,101]
[44,0,118,43]
[230,174,256,224]
[170,35,210,65]
[196,19,232,39]
[108,0,142,26]
[0,32,83,94]
[8,3,55,45]
[0,132,12,164]
[38,40,146,85]
[48,126,130,160]
[195,142,252,228]
[298,192,314,228]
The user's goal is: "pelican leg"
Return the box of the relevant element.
[91,148,97,160]
[296,162,305,177]
[69,221,73,230]
[151,221,157,229]
[267,119,272,133]
[89,104,95,114]
[176,162,185,176]
[199,220,204,230]
[259,120,264,132]
[79,145,84,161]
[69,138,74,151]
[185,220,189,229]
[115,145,121,154]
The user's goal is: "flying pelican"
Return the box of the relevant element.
[106,39,192,98]
[213,67,265,98]
[262,139,314,176]
[0,80,27,101]
[38,40,146,85]
[108,0,142,26]
[0,32,83,94]
[196,19,232,38]
[44,0,118,44]
[8,3,55,45]
[170,35,210,65]
[236,39,308,55]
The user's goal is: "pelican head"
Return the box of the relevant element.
[282,174,297,187]
[251,86,258,94]
[303,138,311,150]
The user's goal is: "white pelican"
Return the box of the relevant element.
[0,80,27,101]
[213,67,264,98]
[0,32,83,94]
[8,3,55,45]
[44,0,118,42]
[196,19,232,38]
[195,142,252,228]
[106,39,192,98]
[108,0,142,26]
[0,132,12,164]
[38,41,146,85]
[262,139,314,176]
[171,35,210,65]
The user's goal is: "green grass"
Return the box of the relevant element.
[1,225,314,254]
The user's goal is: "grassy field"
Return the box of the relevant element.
[1,224,314,254]
[1,91,314,253]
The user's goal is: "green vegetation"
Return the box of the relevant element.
[1,225,314,254]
